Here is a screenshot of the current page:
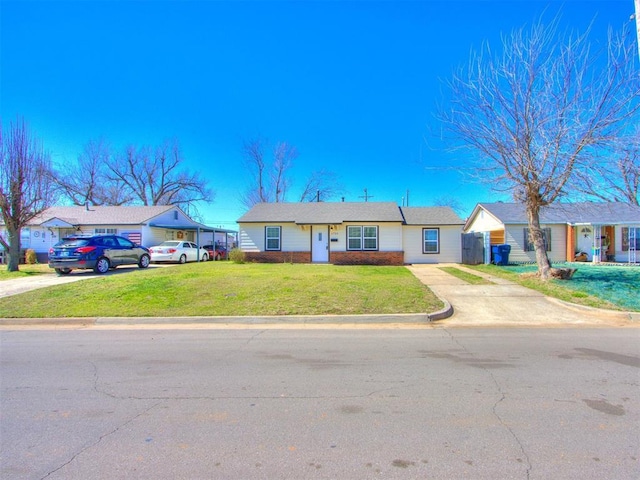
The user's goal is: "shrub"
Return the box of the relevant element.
[228,248,246,264]
[25,249,38,264]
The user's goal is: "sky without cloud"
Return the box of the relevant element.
[1,0,636,229]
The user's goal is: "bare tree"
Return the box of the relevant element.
[242,138,269,205]
[242,138,342,207]
[106,140,213,210]
[271,141,296,203]
[571,130,639,206]
[55,139,131,206]
[438,18,639,279]
[0,118,57,271]
[433,195,466,216]
[297,169,344,202]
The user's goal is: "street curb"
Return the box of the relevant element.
[546,297,640,323]
[0,312,435,328]
[426,299,454,322]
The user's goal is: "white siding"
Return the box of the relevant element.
[465,210,503,232]
[377,223,403,251]
[282,225,311,251]
[240,223,310,252]
[403,225,462,264]
[505,224,567,263]
[11,226,59,254]
[150,207,191,225]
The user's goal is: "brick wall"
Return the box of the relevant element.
[331,251,404,266]
[244,251,311,263]
[243,250,404,265]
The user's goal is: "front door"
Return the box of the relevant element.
[312,226,329,263]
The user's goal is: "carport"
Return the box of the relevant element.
[148,221,237,261]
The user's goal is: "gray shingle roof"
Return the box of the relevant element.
[401,206,464,225]
[238,202,466,226]
[29,205,177,226]
[238,202,405,224]
[479,202,640,225]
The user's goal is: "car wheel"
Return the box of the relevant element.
[94,257,110,274]
[55,268,72,275]
[215,253,221,261]
[202,253,208,262]
[179,254,187,264]
[138,254,150,268]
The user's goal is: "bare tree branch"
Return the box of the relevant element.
[106,140,212,210]
[438,16,640,279]
[241,138,342,208]
[0,118,57,271]
[55,139,131,206]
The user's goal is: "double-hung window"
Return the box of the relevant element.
[524,228,551,252]
[423,228,439,253]
[265,226,281,251]
[347,226,378,251]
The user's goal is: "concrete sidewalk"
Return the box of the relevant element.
[407,264,639,327]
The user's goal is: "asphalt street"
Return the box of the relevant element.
[1,327,638,479]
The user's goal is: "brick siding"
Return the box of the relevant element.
[330,251,404,266]
[244,250,404,265]
[244,251,312,263]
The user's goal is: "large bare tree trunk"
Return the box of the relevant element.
[6,229,20,272]
[525,204,552,280]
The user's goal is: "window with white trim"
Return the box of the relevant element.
[95,228,117,235]
[423,228,440,253]
[265,226,281,251]
[347,226,378,251]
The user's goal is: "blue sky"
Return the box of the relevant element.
[1,1,635,229]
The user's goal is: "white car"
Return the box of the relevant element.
[149,241,209,263]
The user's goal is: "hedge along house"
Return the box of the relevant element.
[1,205,236,264]
[463,202,640,265]
[237,202,464,265]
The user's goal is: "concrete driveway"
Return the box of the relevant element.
[0,264,175,299]
[406,264,638,327]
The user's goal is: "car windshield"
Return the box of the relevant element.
[159,241,180,247]
[57,238,90,247]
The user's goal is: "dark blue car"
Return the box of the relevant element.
[48,235,151,275]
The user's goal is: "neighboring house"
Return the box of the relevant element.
[463,202,640,264]
[237,202,464,265]
[0,205,236,263]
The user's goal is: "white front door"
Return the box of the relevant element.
[312,226,329,263]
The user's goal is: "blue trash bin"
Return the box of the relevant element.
[491,244,511,266]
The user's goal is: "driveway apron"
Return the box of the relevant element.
[406,264,634,327]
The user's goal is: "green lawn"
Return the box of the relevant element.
[0,263,50,279]
[0,263,443,318]
[438,266,493,285]
[468,263,640,312]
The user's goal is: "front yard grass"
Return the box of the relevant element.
[468,263,640,312]
[0,263,50,280]
[438,266,493,285]
[0,263,443,318]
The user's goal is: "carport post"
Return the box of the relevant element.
[196,227,201,261]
